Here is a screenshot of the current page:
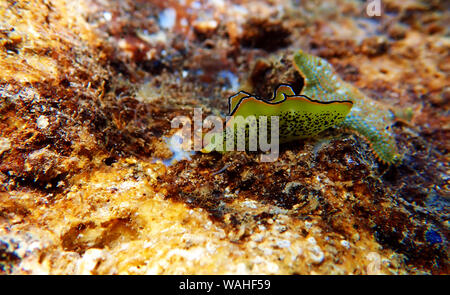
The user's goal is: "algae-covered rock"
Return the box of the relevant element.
[0,0,448,274]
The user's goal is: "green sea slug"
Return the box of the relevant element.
[203,50,401,165]
[292,50,402,164]
[202,84,353,153]
[227,84,296,114]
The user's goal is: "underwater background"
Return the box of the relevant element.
[0,0,448,274]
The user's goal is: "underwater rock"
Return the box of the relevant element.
[0,0,448,274]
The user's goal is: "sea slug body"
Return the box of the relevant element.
[203,85,353,152]
[292,50,401,164]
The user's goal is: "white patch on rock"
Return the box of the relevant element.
[37,115,49,129]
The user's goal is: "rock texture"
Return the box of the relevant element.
[0,0,448,274]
